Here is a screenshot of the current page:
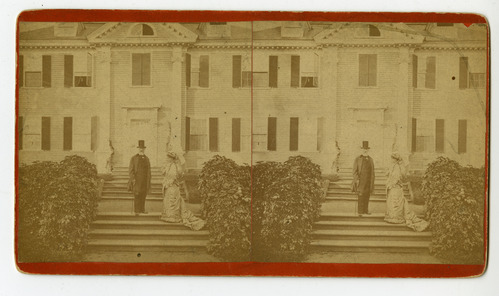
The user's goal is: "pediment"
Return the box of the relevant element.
[87,22,198,45]
[314,23,425,45]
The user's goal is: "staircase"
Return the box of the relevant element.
[87,167,209,253]
[313,168,431,253]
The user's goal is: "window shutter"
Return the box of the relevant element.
[185,117,190,151]
[41,117,51,150]
[64,55,73,87]
[141,53,151,86]
[291,55,300,87]
[359,54,369,86]
[435,119,444,153]
[209,117,218,151]
[412,54,418,88]
[267,117,277,151]
[459,57,468,89]
[411,118,417,152]
[425,57,436,89]
[232,55,242,88]
[132,54,142,85]
[269,56,278,88]
[42,55,51,87]
[18,55,23,87]
[199,55,209,88]
[232,118,241,152]
[63,117,73,151]
[185,53,191,87]
[18,116,23,150]
[290,117,299,151]
[368,54,377,86]
[458,120,467,154]
[91,116,98,151]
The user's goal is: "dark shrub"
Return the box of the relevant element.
[198,156,251,261]
[252,156,324,262]
[18,155,99,262]
[422,157,485,264]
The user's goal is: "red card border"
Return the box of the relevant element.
[15,10,489,277]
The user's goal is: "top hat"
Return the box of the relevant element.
[361,141,370,149]
[137,140,146,148]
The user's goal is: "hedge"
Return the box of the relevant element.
[422,157,485,264]
[198,156,251,261]
[18,155,100,262]
[252,156,324,262]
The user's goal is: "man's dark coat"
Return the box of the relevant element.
[351,155,375,194]
[128,154,151,195]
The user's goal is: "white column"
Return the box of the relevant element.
[95,46,112,173]
[168,47,185,154]
[397,47,411,162]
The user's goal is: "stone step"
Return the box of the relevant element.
[97,198,201,213]
[312,229,431,241]
[318,213,386,222]
[101,190,164,197]
[88,229,209,241]
[91,219,191,231]
[326,190,409,198]
[310,239,430,253]
[313,220,411,231]
[87,239,207,252]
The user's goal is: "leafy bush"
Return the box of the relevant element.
[422,157,485,264]
[198,156,251,261]
[252,156,324,262]
[18,155,100,262]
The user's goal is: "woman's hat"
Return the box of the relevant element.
[361,141,370,149]
[137,140,146,148]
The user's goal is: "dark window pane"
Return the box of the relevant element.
[290,117,299,151]
[369,25,381,37]
[435,119,445,153]
[291,55,300,87]
[209,117,218,152]
[64,55,73,87]
[63,117,73,151]
[41,117,51,151]
[42,55,51,87]
[142,24,154,35]
[267,117,277,151]
[232,118,241,152]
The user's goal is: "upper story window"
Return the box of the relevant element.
[291,53,319,88]
[64,53,93,88]
[132,53,151,86]
[186,54,209,88]
[22,54,51,88]
[358,54,377,87]
[131,24,154,36]
[425,56,436,89]
[368,25,381,37]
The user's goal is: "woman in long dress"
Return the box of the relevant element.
[160,151,205,231]
[384,152,429,232]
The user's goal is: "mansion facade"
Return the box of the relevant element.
[17,21,488,173]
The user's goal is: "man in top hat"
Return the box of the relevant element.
[352,141,375,216]
[128,140,151,215]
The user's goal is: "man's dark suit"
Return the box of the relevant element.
[128,154,151,213]
[352,155,375,215]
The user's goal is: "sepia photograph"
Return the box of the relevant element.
[15,12,488,276]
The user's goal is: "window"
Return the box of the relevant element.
[185,118,207,151]
[233,54,278,88]
[63,117,73,151]
[18,55,23,87]
[209,117,218,152]
[74,53,92,87]
[412,54,418,88]
[291,54,319,88]
[41,117,51,151]
[252,118,267,151]
[131,24,154,36]
[359,54,377,87]
[412,118,434,152]
[24,55,51,87]
[425,56,436,89]
[186,54,209,88]
[91,116,98,151]
[267,117,277,151]
[458,120,467,154]
[18,116,23,150]
[469,73,486,88]
[132,53,151,86]
[435,119,445,153]
[290,117,299,151]
[232,118,241,152]
[368,25,381,37]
